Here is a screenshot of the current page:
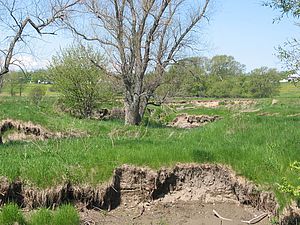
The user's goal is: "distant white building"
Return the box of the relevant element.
[287,73,300,82]
[280,73,300,83]
[279,78,288,83]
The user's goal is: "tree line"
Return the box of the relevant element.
[3,48,285,118]
[157,55,285,98]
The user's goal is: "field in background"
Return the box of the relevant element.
[0,83,58,97]
[279,82,300,98]
[0,83,299,207]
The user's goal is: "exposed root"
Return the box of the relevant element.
[168,114,221,128]
[0,119,84,143]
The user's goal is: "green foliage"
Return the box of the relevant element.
[29,208,53,225]
[0,204,80,225]
[0,203,26,225]
[49,45,114,118]
[158,55,281,98]
[278,161,300,197]
[52,205,80,225]
[264,0,300,18]
[29,69,50,83]
[28,86,47,105]
[210,55,245,78]
[247,67,281,98]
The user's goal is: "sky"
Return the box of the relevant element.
[206,0,300,71]
[19,0,300,72]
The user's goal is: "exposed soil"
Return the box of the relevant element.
[79,201,271,225]
[287,113,300,117]
[169,99,256,110]
[0,119,85,143]
[168,114,221,128]
[1,163,299,224]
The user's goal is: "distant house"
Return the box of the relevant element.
[280,73,300,83]
[287,73,300,82]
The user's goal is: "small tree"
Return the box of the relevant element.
[49,45,113,118]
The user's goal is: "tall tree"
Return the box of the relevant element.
[210,55,245,79]
[0,0,80,84]
[65,0,211,125]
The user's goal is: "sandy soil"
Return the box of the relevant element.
[79,201,271,225]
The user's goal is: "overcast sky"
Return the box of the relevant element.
[23,0,300,72]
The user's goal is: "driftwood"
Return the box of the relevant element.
[241,213,268,224]
[213,210,268,224]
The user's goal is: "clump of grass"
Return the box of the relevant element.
[29,208,53,225]
[0,203,26,225]
[51,204,80,225]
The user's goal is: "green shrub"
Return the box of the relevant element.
[279,161,300,198]
[51,204,80,225]
[29,86,47,105]
[0,203,26,225]
[29,208,52,225]
[49,45,114,118]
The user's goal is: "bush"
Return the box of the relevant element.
[29,86,47,105]
[0,203,26,225]
[49,45,114,118]
[52,204,80,225]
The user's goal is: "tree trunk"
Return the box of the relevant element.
[0,78,3,93]
[124,99,142,125]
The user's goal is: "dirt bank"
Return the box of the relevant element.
[169,99,256,110]
[168,114,221,128]
[0,163,299,224]
[0,119,84,143]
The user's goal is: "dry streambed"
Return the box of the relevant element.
[1,163,299,224]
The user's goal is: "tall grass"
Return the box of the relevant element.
[0,204,80,225]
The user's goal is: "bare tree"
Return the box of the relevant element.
[0,0,80,85]
[65,0,211,125]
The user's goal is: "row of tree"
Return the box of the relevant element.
[157,55,284,98]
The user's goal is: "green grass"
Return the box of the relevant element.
[0,203,80,225]
[278,82,300,98]
[0,86,299,207]
[0,203,26,225]
[0,83,59,97]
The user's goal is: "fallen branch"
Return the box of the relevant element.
[241,213,268,224]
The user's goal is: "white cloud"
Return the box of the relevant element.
[11,55,50,71]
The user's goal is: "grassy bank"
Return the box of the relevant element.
[0,84,299,207]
